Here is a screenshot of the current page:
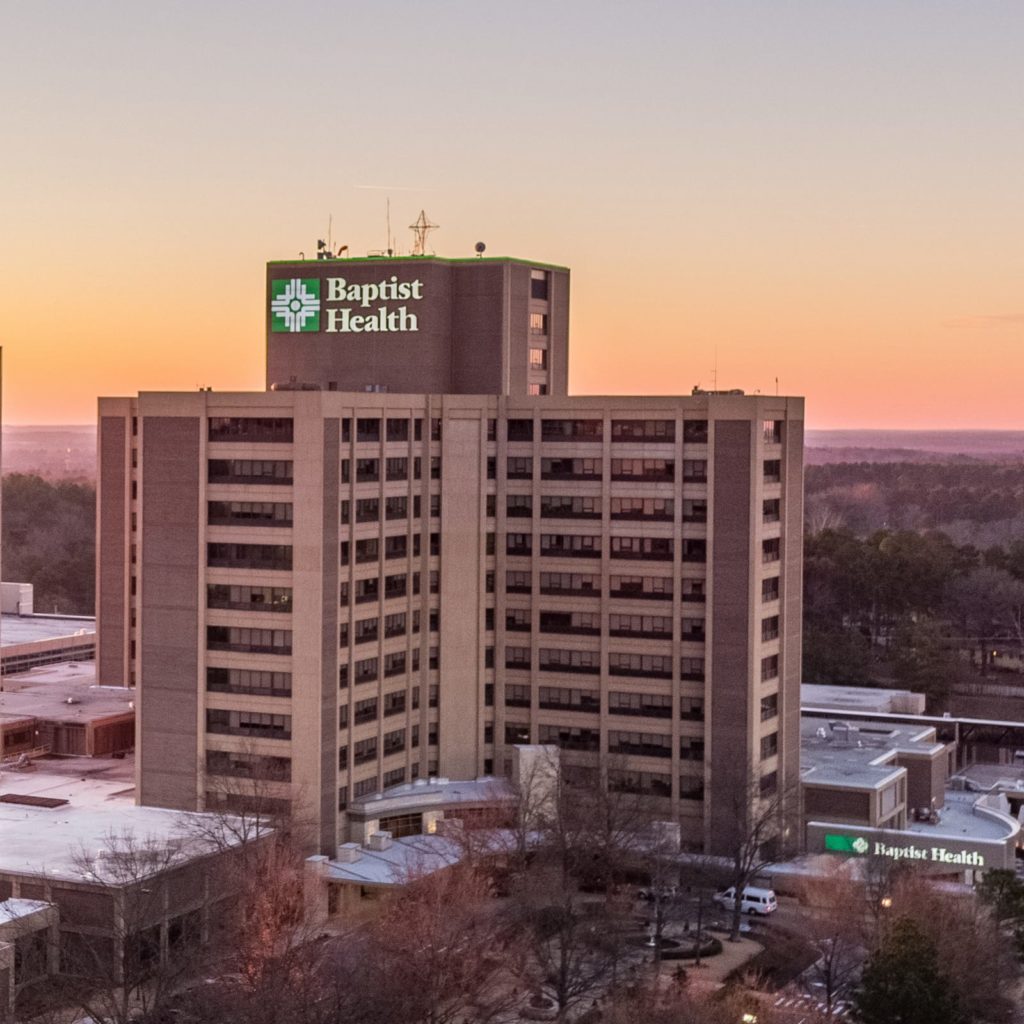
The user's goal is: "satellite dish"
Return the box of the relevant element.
[475,241,486,256]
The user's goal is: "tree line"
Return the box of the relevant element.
[1,473,95,615]
[804,526,1024,704]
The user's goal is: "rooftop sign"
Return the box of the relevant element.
[270,276,424,334]
[825,832,984,867]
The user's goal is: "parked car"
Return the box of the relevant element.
[713,885,778,915]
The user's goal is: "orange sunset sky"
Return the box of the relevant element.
[2,2,1021,428]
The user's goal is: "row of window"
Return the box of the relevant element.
[340,571,424,605]
[501,495,702,522]
[504,647,705,680]
[208,500,292,527]
[500,457,703,482]
[505,685,704,720]
[340,533,440,564]
[505,419,710,444]
[341,456,440,483]
[341,495,439,524]
[505,610,705,640]
[340,655,439,687]
[340,611,420,647]
[205,415,771,454]
[506,572,705,602]
[506,535,707,562]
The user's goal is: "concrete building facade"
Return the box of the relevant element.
[97,255,804,856]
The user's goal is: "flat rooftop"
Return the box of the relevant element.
[802,683,925,715]
[0,754,255,883]
[0,681,132,725]
[903,790,1016,843]
[954,763,1024,793]
[800,716,944,790]
[1,614,95,646]
[348,775,513,817]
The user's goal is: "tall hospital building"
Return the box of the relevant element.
[97,255,804,855]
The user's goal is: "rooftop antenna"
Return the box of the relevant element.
[712,346,718,391]
[775,376,779,396]
[386,198,393,256]
[410,210,439,256]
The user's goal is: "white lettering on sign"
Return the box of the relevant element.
[324,276,424,333]
[872,841,985,867]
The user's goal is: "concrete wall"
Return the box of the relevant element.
[139,417,201,809]
[97,411,129,686]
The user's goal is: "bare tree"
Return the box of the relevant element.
[337,862,525,1024]
[800,869,865,1017]
[713,766,798,942]
[55,830,215,1024]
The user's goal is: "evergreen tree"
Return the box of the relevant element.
[853,917,965,1024]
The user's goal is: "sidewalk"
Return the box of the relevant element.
[666,933,764,993]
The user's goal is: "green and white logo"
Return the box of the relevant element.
[271,278,321,332]
[825,834,870,854]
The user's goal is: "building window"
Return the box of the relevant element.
[505,646,531,669]
[386,457,408,481]
[208,458,294,485]
[507,419,534,442]
[206,751,291,782]
[611,458,673,482]
[608,769,671,798]
[610,575,673,601]
[541,419,602,442]
[506,533,533,557]
[608,653,672,679]
[506,494,533,518]
[529,347,548,368]
[680,617,705,642]
[761,654,779,682]
[206,626,291,655]
[539,648,600,675]
[763,420,783,444]
[206,584,292,613]
[206,667,291,698]
[539,610,600,635]
[681,540,706,563]
[609,614,672,639]
[679,737,705,761]
[762,615,780,642]
[681,499,706,523]
[386,418,409,442]
[354,657,379,684]
[608,691,672,719]
[682,420,709,443]
[540,534,601,559]
[611,497,673,522]
[679,775,705,801]
[762,537,781,564]
[764,459,782,484]
[506,609,531,632]
[530,312,548,335]
[610,536,673,562]
[538,724,599,752]
[528,384,549,396]
[760,732,779,760]
[608,731,672,758]
[208,417,293,443]
[541,457,601,480]
[505,684,531,708]
[354,738,378,765]
[353,777,378,798]
[679,696,704,721]
[207,543,292,571]
[384,728,406,756]
[356,458,379,483]
[506,570,532,593]
[507,456,533,479]
[762,577,780,603]
[538,687,600,712]
[680,657,705,681]
[763,498,781,524]
[208,501,293,527]
[207,709,291,740]
[682,460,707,483]
[505,723,531,744]
[539,572,598,596]
[530,269,549,300]
[760,693,778,722]
[356,418,380,443]
[611,420,674,442]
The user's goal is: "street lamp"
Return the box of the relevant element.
[741,1014,758,1023]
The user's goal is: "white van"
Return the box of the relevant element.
[713,886,778,915]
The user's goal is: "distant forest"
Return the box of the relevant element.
[805,461,1024,706]
[2,474,95,614]
[806,461,1024,545]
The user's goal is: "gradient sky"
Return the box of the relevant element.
[2,1,1021,427]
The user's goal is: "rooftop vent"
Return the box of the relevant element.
[366,831,393,852]
[0,793,68,809]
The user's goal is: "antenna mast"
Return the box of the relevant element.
[409,210,439,256]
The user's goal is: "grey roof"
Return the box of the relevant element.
[1,614,95,647]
